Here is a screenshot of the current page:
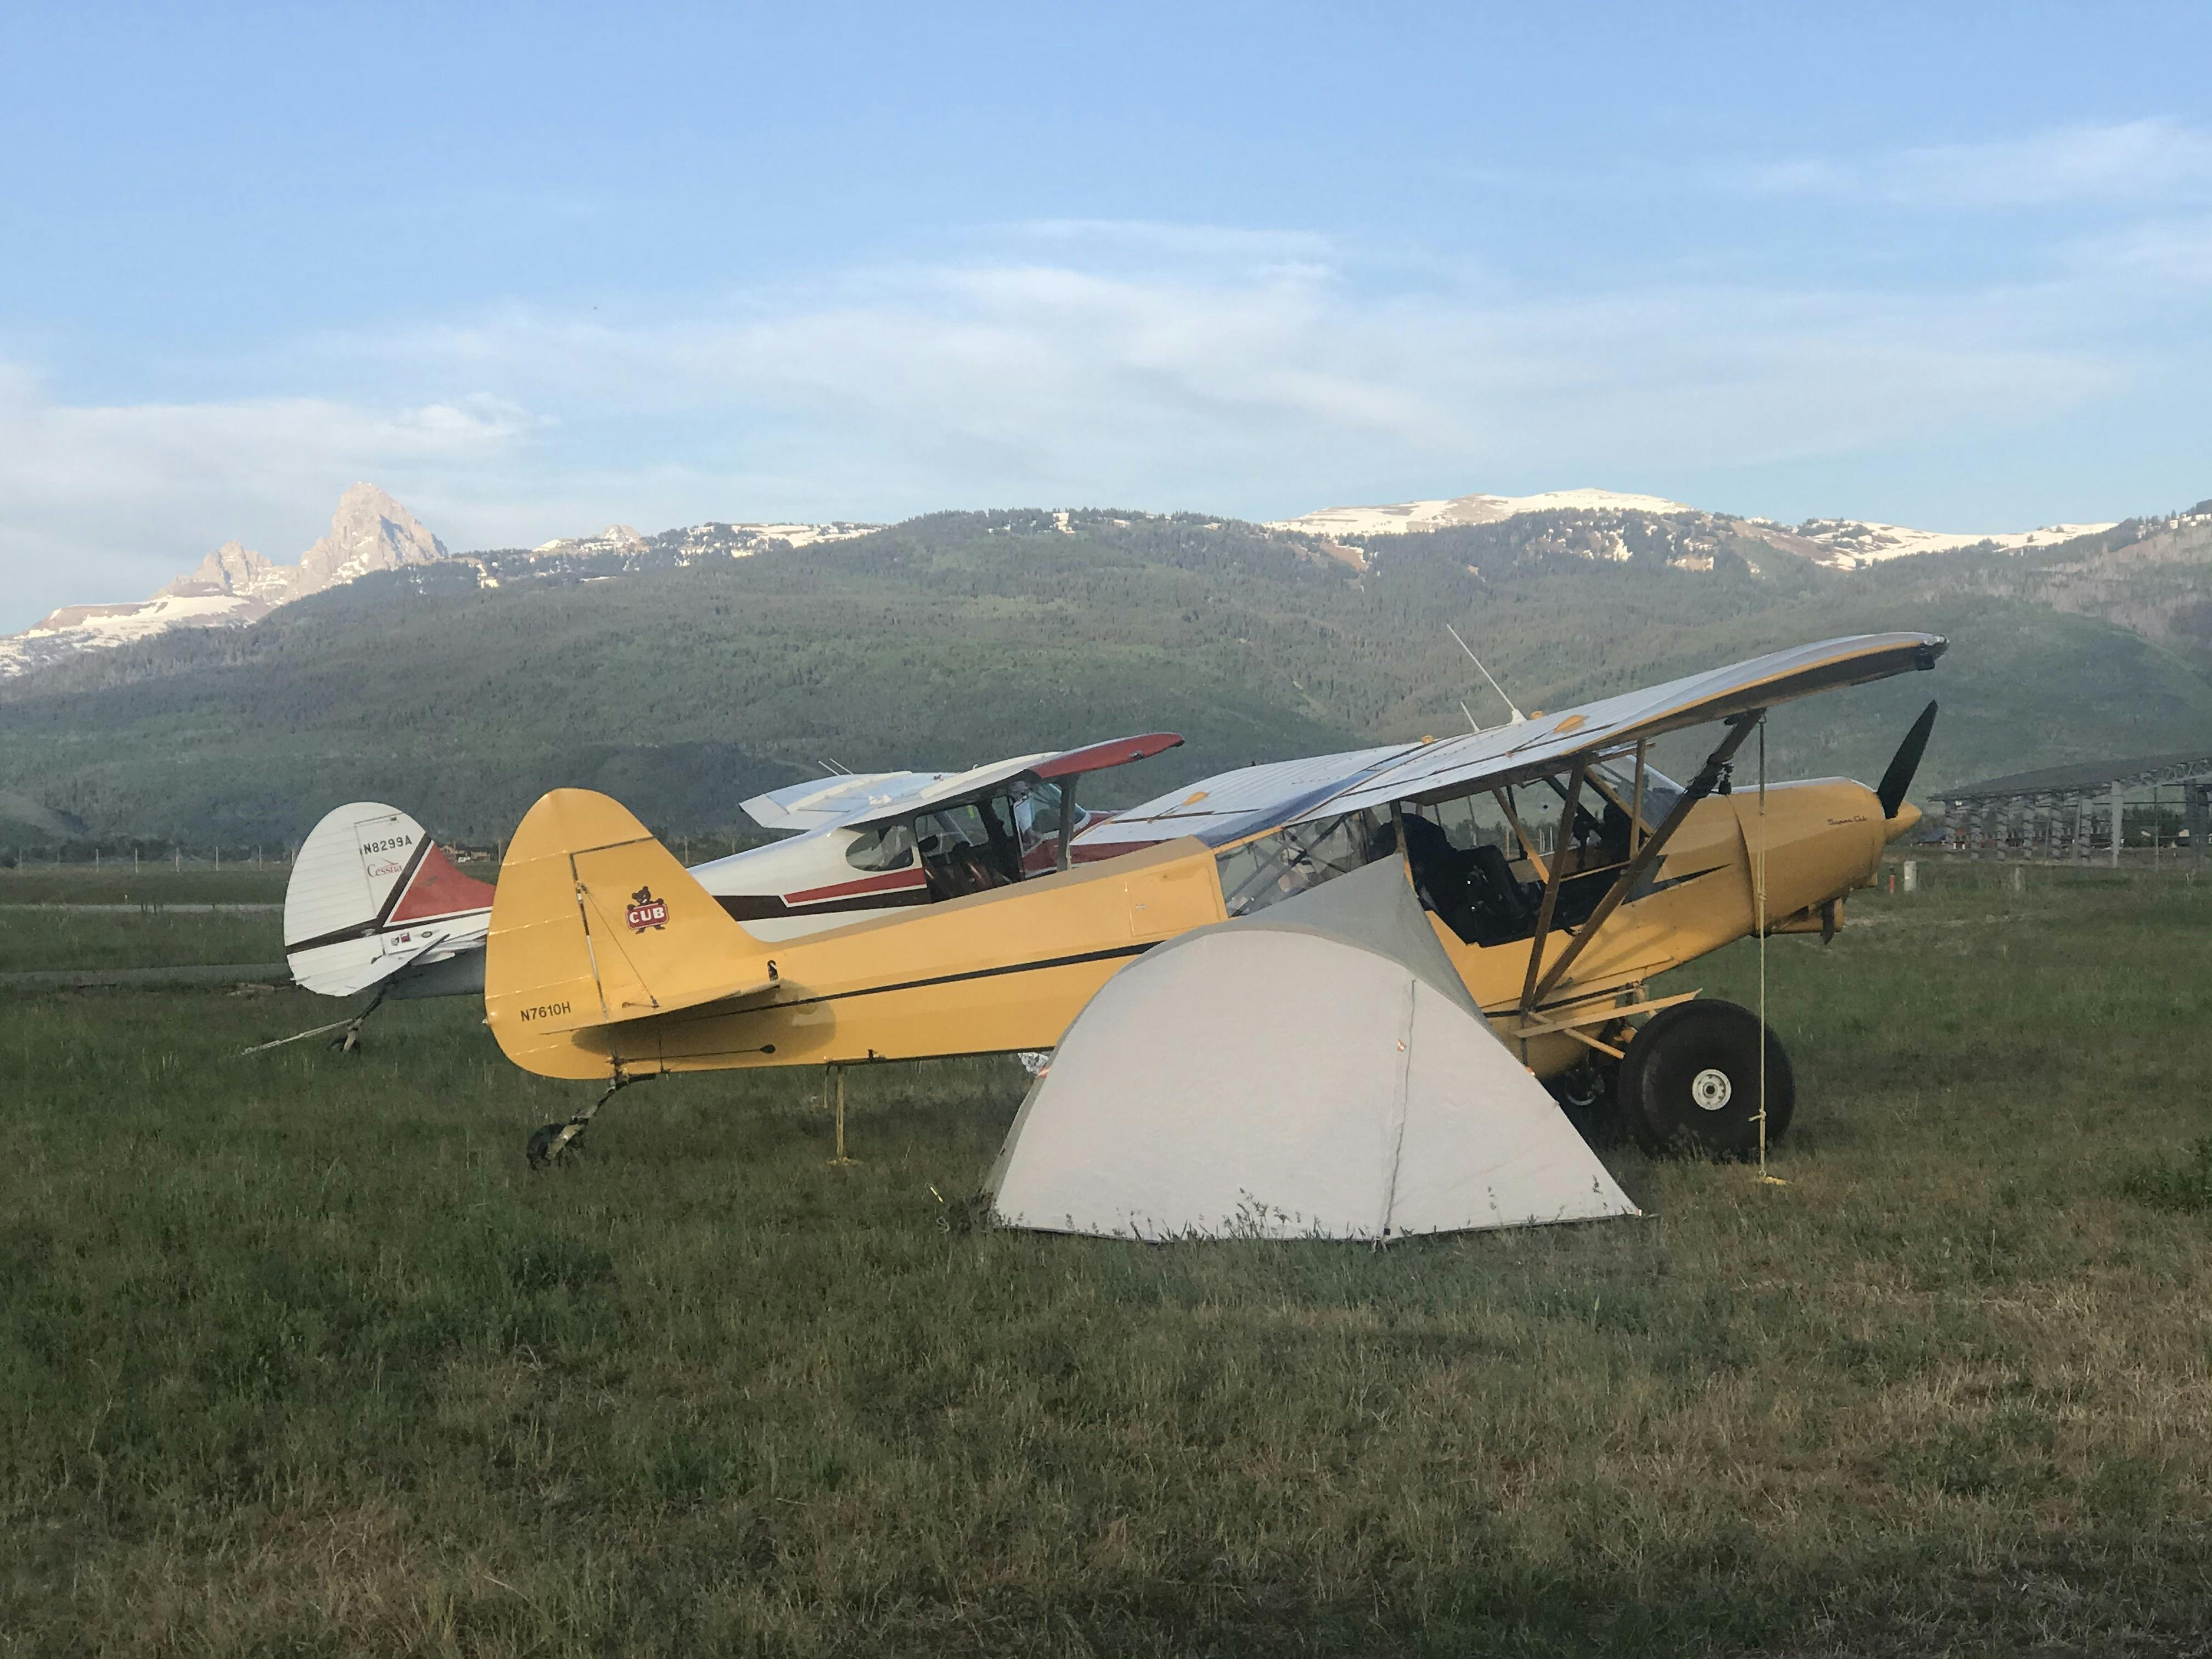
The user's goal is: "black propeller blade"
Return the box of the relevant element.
[1876,700,1938,819]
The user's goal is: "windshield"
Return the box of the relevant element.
[1592,757,1684,829]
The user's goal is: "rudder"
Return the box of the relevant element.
[285,801,495,996]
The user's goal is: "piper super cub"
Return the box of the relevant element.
[479,633,1944,1171]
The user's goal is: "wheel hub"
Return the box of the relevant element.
[1691,1067,1734,1111]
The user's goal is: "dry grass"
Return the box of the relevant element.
[3,859,2210,1655]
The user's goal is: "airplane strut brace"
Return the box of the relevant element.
[1520,710,1765,1020]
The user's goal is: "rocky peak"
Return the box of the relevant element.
[295,483,449,592]
[163,540,289,601]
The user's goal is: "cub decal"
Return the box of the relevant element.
[626,886,669,931]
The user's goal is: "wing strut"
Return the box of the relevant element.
[1056,774,1080,872]
[1516,757,1589,1019]
[1521,710,1765,1017]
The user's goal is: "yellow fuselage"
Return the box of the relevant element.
[487,776,1905,1085]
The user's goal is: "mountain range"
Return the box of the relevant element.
[0,486,878,679]
[0,484,2137,679]
[1,484,2208,852]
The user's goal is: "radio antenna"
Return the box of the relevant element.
[1445,623,1526,725]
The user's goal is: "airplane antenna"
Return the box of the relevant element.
[1458,700,1482,735]
[1445,623,1526,725]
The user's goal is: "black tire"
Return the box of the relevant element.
[1620,999,1793,1160]
[1545,1057,1623,1146]
[526,1122,568,1169]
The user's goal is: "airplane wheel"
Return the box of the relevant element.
[526,1122,572,1169]
[1546,1056,1622,1146]
[1621,1000,1793,1160]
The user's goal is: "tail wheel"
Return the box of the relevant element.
[1621,998,1793,1160]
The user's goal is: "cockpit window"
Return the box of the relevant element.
[1591,757,1684,828]
[1215,811,1389,917]
[844,822,917,872]
[848,777,1092,899]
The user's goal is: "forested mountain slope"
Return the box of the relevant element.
[4,506,2209,850]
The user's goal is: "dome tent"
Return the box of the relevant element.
[986,856,1640,1241]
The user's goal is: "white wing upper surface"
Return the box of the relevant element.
[1073,744,1419,853]
[740,735,1185,837]
[1078,633,1943,851]
[738,771,966,832]
[1311,632,1943,822]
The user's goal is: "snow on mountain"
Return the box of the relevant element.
[1269,488,1697,538]
[1271,487,2119,573]
[0,483,446,679]
[530,521,878,560]
[1774,518,2117,569]
[0,490,884,680]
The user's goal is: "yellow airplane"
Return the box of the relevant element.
[484,633,1943,1163]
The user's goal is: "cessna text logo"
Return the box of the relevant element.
[626,886,669,931]
[519,1001,571,1022]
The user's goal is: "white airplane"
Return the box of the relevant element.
[263,732,1183,1049]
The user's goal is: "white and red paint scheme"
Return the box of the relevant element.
[281,733,1184,1003]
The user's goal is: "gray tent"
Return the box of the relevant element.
[987,857,1640,1240]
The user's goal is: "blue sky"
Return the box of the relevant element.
[4,1,2210,629]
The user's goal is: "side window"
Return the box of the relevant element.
[1430,793,1523,857]
[916,801,1022,898]
[1014,778,1064,842]
[1215,811,1387,917]
[844,823,917,872]
[1406,777,1626,950]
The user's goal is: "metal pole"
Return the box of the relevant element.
[829,1063,855,1166]
[2111,781,2124,869]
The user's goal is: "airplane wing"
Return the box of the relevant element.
[1071,743,1425,854]
[1080,634,1944,850]
[1307,632,1943,822]
[749,733,1186,837]
[740,771,961,832]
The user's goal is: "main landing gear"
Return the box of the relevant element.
[1546,1051,1624,1146]
[1618,998,1793,1160]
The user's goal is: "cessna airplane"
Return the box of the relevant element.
[269,733,1183,1047]
[481,633,1944,1166]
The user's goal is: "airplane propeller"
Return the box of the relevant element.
[1876,700,1938,820]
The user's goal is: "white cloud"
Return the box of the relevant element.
[381,258,2127,498]
[1748,118,2212,208]
[0,369,531,629]
[2090,214,2212,289]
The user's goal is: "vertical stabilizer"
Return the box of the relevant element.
[486,789,776,1060]
[285,802,495,997]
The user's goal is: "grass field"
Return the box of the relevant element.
[4,859,2210,1655]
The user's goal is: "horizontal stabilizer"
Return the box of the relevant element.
[486,789,776,1040]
